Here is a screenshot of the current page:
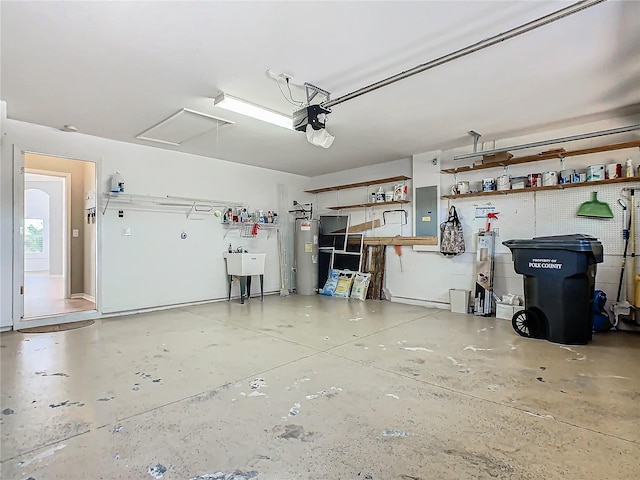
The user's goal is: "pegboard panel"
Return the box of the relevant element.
[534,182,640,256]
[445,192,537,254]
[446,183,640,256]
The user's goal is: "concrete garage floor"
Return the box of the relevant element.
[1,295,639,480]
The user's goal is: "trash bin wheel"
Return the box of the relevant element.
[512,309,543,338]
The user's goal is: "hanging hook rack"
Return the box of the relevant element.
[102,192,243,216]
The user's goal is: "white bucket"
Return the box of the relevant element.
[457,181,470,194]
[393,184,407,201]
[587,164,605,181]
[496,174,510,191]
[542,171,558,186]
[511,176,527,189]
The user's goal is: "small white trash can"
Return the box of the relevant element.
[449,289,470,314]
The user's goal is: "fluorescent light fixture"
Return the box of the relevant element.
[214,93,292,130]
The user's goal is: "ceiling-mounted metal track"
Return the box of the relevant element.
[453,124,640,161]
[323,0,605,109]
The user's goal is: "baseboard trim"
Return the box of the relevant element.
[390,296,450,310]
[101,290,280,318]
[0,325,12,332]
[70,293,96,303]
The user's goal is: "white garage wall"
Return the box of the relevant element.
[0,111,307,326]
[307,158,414,239]
[307,115,640,310]
[2,106,639,328]
[432,115,640,311]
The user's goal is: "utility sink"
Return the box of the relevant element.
[224,252,266,276]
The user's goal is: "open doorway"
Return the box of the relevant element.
[15,153,98,326]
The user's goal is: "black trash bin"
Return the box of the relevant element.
[503,234,603,345]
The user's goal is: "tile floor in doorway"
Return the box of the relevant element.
[1,294,639,479]
[24,273,95,318]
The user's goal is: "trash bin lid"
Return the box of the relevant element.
[503,234,603,261]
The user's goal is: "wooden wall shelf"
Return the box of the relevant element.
[442,176,640,199]
[326,200,410,210]
[441,140,640,174]
[307,175,423,247]
[305,175,410,194]
[363,236,437,246]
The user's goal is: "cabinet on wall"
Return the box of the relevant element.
[441,139,640,200]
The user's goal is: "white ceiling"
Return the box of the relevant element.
[2,1,639,176]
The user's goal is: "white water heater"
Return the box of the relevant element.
[294,219,319,295]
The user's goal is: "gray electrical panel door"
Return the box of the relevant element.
[415,185,438,237]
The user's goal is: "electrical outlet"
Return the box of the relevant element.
[122,227,131,236]
[493,228,499,236]
[72,229,79,238]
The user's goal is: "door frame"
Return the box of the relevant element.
[13,147,101,330]
[24,168,72,299]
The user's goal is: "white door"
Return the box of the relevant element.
[13,148,100,330]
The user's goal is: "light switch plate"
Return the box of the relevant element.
[72,229,79,238]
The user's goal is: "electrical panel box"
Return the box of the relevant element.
[415,185,437,237]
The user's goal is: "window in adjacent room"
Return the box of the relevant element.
[24,218,45,253]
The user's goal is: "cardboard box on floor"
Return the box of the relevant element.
[496,303,519,320]
[450,289,470,314]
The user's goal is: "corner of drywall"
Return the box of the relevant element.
[0,100,12,328]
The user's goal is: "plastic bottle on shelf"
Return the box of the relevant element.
[626,158,634,178]
[110,171,125,193]
[376,186,385,203]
